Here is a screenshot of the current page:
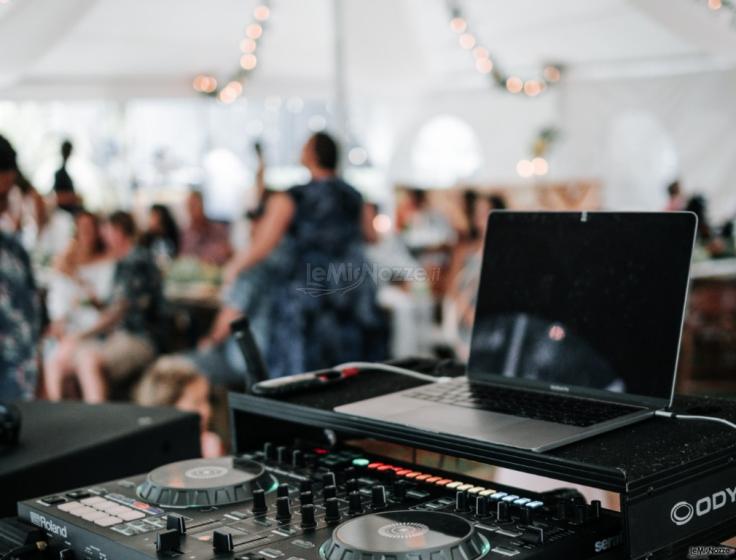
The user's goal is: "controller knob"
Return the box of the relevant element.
[299,491,313,505]
[590,500,601,520]
[262,442,274,460]
[292,449,304,468]
[301,504,316,529]
[323,485,337,500]
[277,483,290,498]
[325,497,341,523]
[212,530,234,554]
[323,471,337,487]
[573,503,587,525]
[496,501,510,522]
[155,529,180,554]
[455,491,469,512]
[371,485,387,509]
[165,514,186,534]
[252,488,267,514]
[276,496,292,522]
[475,496,488,517]
[348,491,364,514]
[276,446,288,464]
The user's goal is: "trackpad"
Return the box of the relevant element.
[392,403,524,438]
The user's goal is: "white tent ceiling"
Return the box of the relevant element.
[1,0,736,99]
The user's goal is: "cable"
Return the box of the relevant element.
[335,362,453,384]
[654,409,736,430]
[0,541,47,560]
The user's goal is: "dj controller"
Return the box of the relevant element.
[17,443,623,559]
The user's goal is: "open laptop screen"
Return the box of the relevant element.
[467,211,696,406]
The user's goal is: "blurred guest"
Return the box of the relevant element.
[223,132,384,376]
[135,356,224,458]
[686,194,728,259]
[53,139,80,213]
[444,193,506,361]
[45,211,114,349]
[363,202,429,358]
[141,204,180,265]
[664,180,686,212]
[45,211,163,402]
[397,188,456,251]
[181,191,231,266]
[0,135,41,400]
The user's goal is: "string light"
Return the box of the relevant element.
[246,23,263,40]
[240,38,257,53]
[532,157,549,175]
[240,54,258,70]
[348,147,369,166]
[700,0,736,17]
[472,46,489,60]
[193,2,270,101]
[506,76,523,94]
[475,58,493,74]
[254,4,271,21]
[373,214,392,234]
[459,33,476,49]
[543,65,561,82]
[516,159,534,178]
[192,74,218,93]
[523,80,542,96]
[449,17,467,33]
[447,0,562,96]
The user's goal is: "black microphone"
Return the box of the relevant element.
[230,317,269,393]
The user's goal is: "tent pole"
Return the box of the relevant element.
[332,0,349,167]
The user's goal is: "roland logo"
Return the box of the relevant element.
[550,384,570,393]
[29,512,68,538]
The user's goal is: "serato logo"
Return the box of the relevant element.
[29,512,68,538]
[594,534,622,553]
[185,466,229,479]
[377,522,430,539]
[670,486,736,526]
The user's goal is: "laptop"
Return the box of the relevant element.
[335,211,697,452]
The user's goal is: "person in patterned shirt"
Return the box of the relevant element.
[0,134,41,400]
[45,211,163,402]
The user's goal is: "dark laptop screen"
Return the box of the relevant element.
[467,212,696,405]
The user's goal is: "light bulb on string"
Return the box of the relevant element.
[240,38,257,53]
[516,159,534,178]
[459,33,476,50]
[240,54,258,70]
[506,76,523,94]
[543,66,561,82]
[475,58,493,74]
[254,4,270,21]
[532,157,549,175]
[246,23,263,39]
[450,17,467,33]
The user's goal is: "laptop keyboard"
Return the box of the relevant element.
[405,380,642,427]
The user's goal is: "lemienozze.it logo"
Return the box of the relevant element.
[670,486,736,526]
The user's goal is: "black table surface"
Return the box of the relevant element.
[231,358,736,493]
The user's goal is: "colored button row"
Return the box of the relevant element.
[363,461,544,510]
[365,462,495,494]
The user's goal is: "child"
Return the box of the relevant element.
[135,356,224,458]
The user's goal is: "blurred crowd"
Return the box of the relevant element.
[2,131,734,457]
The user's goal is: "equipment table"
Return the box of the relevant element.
[230,360,736,559]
